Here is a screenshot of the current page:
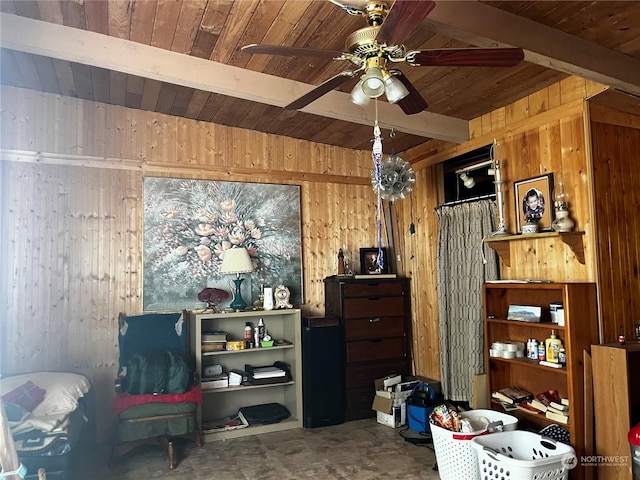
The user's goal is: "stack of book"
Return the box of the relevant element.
[491,386,534,405]
[252,366,288,379]
[202,330,227,352]
[525,389,570,424]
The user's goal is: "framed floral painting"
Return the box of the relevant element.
[143,177,302,311]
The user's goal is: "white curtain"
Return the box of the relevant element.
[436,200,499,403]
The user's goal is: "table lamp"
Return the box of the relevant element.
[219,247,254,311]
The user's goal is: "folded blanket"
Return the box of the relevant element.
[9,412,70,437]
[112,386,202,416]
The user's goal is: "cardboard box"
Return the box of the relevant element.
[372,374,442,428]
[376,402,406,428]
[371,375,440,428]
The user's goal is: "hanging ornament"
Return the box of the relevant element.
[371,120,385,272]
[371,153,416,201]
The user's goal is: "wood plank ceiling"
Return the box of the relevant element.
[1,1,639,152]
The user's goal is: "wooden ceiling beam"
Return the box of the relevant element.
[0,13,469,144]
[421,1,640,97]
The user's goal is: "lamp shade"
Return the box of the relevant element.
[219,247,254,275]
[361,67,385,98]
[384,74,409,104]
[350,80,371,106]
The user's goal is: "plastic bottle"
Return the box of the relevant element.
[538,341,546,361]
[545,330,562,363]
[558,347,566,367]
[244,322,253,347]
[529,338,538,360]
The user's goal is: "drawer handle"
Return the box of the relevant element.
[369,317,381,323]
[370,339,382,343]
[368,296,381,301]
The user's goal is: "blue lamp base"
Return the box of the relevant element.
[229,277,248,311]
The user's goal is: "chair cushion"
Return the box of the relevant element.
[120,349,191,395]
[115,402,198,442]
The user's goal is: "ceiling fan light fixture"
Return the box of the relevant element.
[361,67,385,98]
[383,72,409,104]
[350,80,371,106]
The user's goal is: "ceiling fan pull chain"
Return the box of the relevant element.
[371,106,385,272]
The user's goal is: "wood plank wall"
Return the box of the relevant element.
[589,103,640,342]
[395,76,607,381]
[0,85,382,441]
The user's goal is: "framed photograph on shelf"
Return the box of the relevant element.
[359,247,389,274]
[514,173,554,233]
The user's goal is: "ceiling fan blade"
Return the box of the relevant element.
[408,48,525,67]
[285,70,357,110]
[392,71,428,115]
[242,43,344,58]
[375,0,436,47]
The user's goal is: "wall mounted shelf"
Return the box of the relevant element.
[483,231,585,266]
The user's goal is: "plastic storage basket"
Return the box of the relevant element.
[470,430,576,480]
[431,409,518,480]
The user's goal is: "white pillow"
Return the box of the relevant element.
[0,372,91,416]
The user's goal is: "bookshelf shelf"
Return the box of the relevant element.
[483,282,597,480]
[188,309,303,441]
[489,356,567,374]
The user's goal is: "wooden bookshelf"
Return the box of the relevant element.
[484,282,598,480]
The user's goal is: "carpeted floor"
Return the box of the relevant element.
[68,418,440,479]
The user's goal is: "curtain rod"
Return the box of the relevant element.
[436,193,496,209]
[454,159,494,175]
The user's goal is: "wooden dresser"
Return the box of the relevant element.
[324,276,411,421]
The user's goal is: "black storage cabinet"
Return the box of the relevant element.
[301,316,345,428]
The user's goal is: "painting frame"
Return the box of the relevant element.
[514,173,554,233]
[142,177,303,312]
[359,247,389,274]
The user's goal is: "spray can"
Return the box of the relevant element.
[254,327,260,348]
[258,318,265,343]
[538,341,546,361]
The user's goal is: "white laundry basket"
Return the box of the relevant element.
[470,430,576,480]
[431,409,518,480]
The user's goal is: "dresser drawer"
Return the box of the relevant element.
[346,337,406,363]
[345,361,411,389]
[343,281,404,298]
[343,295,404,318]
[345,387,376,420]
[344,316,405,341]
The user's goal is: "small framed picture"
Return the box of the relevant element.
[507,305,542,323]
[359,247,389,274]
[514,173,554,232]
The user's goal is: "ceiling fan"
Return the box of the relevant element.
[242,0,525,115]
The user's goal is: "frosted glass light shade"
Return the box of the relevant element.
[350,80,371,106]
[361,67,385,98]
[384,75,409,104]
